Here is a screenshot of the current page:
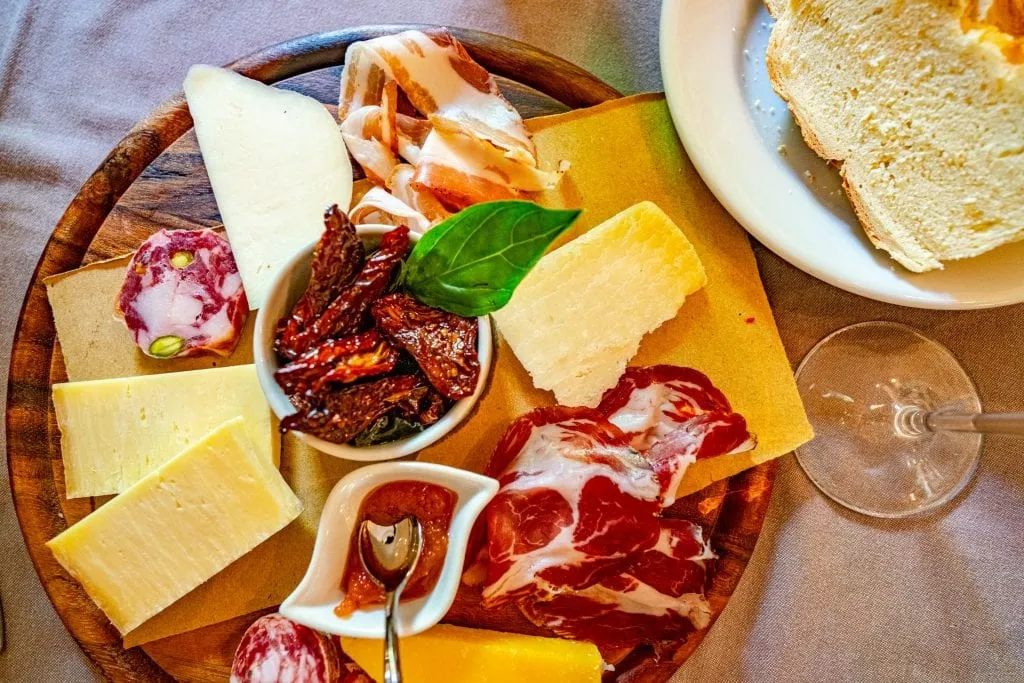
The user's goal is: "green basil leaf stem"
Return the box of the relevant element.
[401,200,581,317]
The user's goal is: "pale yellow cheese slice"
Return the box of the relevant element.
[184,64,354,309]
[52,364,275,498]
[46,417,302,635]
[492,201,707,407]
[342,624,603,683]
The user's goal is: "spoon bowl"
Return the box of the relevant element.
[358,517,423,592]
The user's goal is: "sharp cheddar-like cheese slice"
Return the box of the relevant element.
[342,624,603,683]
[183,64,354,309]
[47,417,302,635]
[52,364,275,498]
[493,201,707,407]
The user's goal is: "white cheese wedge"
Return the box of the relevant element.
[52,364,275,498]
[47,417,302,635]
[493,201,707,408]
[183,64,353,309]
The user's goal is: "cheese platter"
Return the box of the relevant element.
[7,26,810,683]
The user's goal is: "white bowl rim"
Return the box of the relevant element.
[279,460,499,638]
[254,224,493,462]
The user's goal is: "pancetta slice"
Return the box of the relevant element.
[349,185,433,234]
[338,29,563,224]
[115,229,247,358]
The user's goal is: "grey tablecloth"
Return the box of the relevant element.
[1,1,1021,681]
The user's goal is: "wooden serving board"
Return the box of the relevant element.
[6,25,777,683]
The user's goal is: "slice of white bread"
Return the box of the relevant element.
[766,0,1024,272]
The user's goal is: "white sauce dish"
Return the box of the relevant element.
[279,461,499,637]
[254,224,493,462]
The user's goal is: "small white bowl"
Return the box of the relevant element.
[254,225,493,461]
[279,461,498,637]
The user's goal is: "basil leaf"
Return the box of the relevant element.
[401,200,581,317]
[351,415,424,447]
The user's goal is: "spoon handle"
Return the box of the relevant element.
[383,589,402,683]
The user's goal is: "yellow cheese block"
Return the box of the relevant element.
[52,364,275,498]
[342,624,603,683]
[492,201,707,407]
[46,417,302,635]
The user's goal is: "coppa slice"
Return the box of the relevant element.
[47,417,302,635]
[482,383,750,646]
[115,229,247,359]
[184,64,354,309]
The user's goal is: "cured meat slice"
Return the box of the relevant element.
[116,228,247,358]
[482,407,668,607]
[519,519,715,646]
[337,29,563,221]
[481,370,752,646]
[597,365,754,454]
[349,185,433,234]
[230,614,342,683]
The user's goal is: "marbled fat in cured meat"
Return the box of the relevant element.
[116,229,247,358]
[481,367,752,646]
[230,614,342,683]
[340,29,564,230]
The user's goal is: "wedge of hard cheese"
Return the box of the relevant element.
[47,417,302,635]
[52,364,274,498]
[493,201,706,407]
[341,624,603,683]
[184,64,353,309]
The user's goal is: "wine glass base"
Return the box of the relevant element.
[794,322,981,519]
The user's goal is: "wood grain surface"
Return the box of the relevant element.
[6,26,776,682]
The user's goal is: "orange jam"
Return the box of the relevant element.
[336,480,456,617]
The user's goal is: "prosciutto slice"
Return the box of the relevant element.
[481,367,751,647]
[338,29,563,228]
[115,229,247,358]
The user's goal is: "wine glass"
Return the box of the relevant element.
[794,321,1023,518]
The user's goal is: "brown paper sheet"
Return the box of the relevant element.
[418,94,812,496]
[43,93,810,646]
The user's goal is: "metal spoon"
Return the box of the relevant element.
[358,516,423,683]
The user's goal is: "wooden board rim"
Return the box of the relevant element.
[6,24,774,682]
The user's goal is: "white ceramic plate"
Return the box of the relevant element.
[659,0,1024,309]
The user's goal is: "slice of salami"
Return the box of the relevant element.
[116,229,248,358]
[230,614,342,683]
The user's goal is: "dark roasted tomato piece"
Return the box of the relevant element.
[371,292,480,400]
[281,374,426,444]
[287,226,411,356]
[275,206,365,360]
[275,330,398,396]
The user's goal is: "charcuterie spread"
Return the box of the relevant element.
[34,27,814,683]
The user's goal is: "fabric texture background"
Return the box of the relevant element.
[0,1,1020,681]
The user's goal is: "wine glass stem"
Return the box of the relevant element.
[925,411,1024,436]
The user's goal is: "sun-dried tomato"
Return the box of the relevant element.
[287,226,410,356]
[276,206,364,359]
[371,292,480,400]
[274,330,398,396]
[416,382,450,425]
[281,374,426,444]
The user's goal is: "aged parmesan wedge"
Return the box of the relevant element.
[52,364,274,498]
[184,64,353,309]
[493,202,706,408]
[341,624,603,683]
[47,417,302,635]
